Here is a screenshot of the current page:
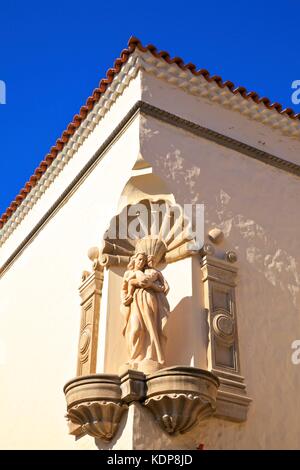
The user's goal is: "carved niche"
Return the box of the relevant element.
[64,167,221,442]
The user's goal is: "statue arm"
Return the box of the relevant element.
[146,271,169,294]
[157,271,170,294]
[121,270,139,306]
[150,283,165,293]
[121,271,130,301]
[163,278,170,295]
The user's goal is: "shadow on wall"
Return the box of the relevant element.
[236,247,300,388]
[139,118,300,446]
[164,296,208,368]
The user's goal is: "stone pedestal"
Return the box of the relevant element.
[64,374,127,441]
[64,366,219,449]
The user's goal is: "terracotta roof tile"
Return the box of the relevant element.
[1,36,299,230]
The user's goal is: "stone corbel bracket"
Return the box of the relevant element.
[64,375,128,441]
[143,366,219,435]
[201,254,252,422]
[64,366,219,440]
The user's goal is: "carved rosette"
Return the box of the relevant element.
[64,374,127,441]
[144,366,219,435]
[79,328,91,363]
[212,308,235,346]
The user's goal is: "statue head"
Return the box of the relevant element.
[127,252,147,271]
[134,237,167,267]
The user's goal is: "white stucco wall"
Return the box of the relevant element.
[0,65,299,449]
[0,109,140,449]
[139,97,300,449]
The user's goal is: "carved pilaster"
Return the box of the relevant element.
[77,266,104,376]
[201,255,251,421]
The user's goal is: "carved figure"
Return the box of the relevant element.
[121,249,170,371]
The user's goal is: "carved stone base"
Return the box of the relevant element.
[144,366,219,435]
[213,370,252,422]
[66,401,126,441]
[64,374,127,441]
[64,367,219,441]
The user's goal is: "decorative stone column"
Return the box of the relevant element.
[77,264,104,376]
[201,255,251,421]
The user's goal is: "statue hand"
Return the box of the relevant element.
[138,280,148,288]
[123,294,133,306]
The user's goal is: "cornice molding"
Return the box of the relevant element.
[141,102,300,177]
[138,50,300,138]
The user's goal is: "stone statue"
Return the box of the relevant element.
[94,200,198,375]
[121,250,170,373]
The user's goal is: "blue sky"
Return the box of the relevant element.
[0,1,299,216]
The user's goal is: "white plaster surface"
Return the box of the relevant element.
[139,111,300,449]
[0,116,140,449]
